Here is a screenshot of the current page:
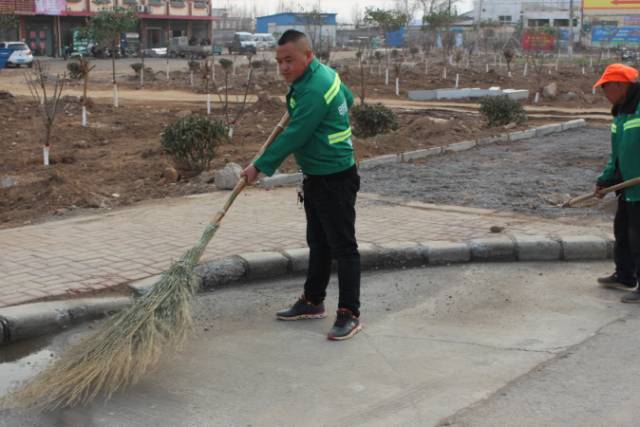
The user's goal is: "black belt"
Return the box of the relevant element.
[304,164,357,182]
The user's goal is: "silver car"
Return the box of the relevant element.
[0,41,34,68]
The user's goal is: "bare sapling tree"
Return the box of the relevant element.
[228,54,256,140]
[201,57,214,114]
[260,53,270,77]
[82,7,138,108]
[364,7,410,86]
[391,49,403,96]
[138,33,145,89]
[78,57,95,127]
[453,48,463,71]
[503,47,514,76]
[526,26,555,102]
[302,8,328,59]
[217,55,256,140]
[374,50,383,76]
[24,61,65,166]
[356,43,368,104]
[218,58,233,133]
[422,0,459,64]
[188,59,200,89]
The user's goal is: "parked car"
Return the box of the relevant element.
[168,36,221,58]
[254,33,276,50]
[227,32,257,54]
[620,47,640,64]
[0,41,33,68]
[143,47,167,57]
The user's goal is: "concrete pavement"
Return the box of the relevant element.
[1,261,637,426]
[0,188,611,308]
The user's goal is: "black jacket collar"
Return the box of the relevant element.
[612,83,640,116]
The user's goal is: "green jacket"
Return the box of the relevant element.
[254,58,355,176]
[598,83,640,202]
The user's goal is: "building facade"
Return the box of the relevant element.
[256,12,337,48]
[474,0,640,47]
[583,0,640,46]
[474,0,579,28]
[0,0,213,56]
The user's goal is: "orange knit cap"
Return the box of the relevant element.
[593,63,639,89]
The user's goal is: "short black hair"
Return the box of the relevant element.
[278,30,307,46]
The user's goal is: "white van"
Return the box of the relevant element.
[254,33,276,50]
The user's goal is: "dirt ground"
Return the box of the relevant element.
[361,126,615,221]
[0,87,541,229]
[0,51,612,229]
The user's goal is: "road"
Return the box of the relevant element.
[2,260,639,426]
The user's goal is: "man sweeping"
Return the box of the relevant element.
[594,63,640,303]
[241,30,362,340]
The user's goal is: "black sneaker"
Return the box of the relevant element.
[621,290,640,304]
[598,273,636,290]
[276,295,327,320]
[327,308,362,341]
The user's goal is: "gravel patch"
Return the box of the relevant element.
[361,127,614,220]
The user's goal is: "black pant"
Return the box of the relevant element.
[302,165,361,316]
[613,197,640,284]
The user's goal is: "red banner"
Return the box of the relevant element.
[522,31,557,51]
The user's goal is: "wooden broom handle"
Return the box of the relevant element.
[564,177,640,207]
[212,112,290,224]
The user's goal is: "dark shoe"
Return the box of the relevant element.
[621,291,640,304]
[598,273,636,290]
[327,308,362,341]
[276,295,326,320]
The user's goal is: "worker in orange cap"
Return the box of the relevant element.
[594,63,640,302]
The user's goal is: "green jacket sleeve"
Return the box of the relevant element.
[254,88,329,176]
[597,124,618,186]
[596,153,617,186]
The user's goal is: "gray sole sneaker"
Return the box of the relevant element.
[598,274,636,291]
[327,323,362,341]
[276,296,327,320]
[277,312,327,321]
[621,292,640,304]
[327,309,363,341]
[601,282,637,291]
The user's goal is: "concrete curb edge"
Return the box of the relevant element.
[0,231,610,345]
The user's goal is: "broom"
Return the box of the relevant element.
[1,112,290,411]
[562,177,640,207]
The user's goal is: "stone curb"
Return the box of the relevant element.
[257,119,587,188]
[0,231,610,345]
[0,298,130,345]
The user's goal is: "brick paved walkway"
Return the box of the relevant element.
[0,188,611,307]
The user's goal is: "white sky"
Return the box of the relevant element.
[218,0,474,24]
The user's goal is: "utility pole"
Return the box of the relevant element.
[568,0,574,58]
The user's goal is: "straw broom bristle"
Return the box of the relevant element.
[1,223,219,411]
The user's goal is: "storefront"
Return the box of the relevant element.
[23,16,55,56]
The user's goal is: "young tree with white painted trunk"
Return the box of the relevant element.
[78,57,94,127]
[217,55,255,141]
[364,7,410,87]
[24,61,65,167]
[201,57,214,115]
[81,7,138,108]
[356,45,368,105]
[421,0,459,63]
